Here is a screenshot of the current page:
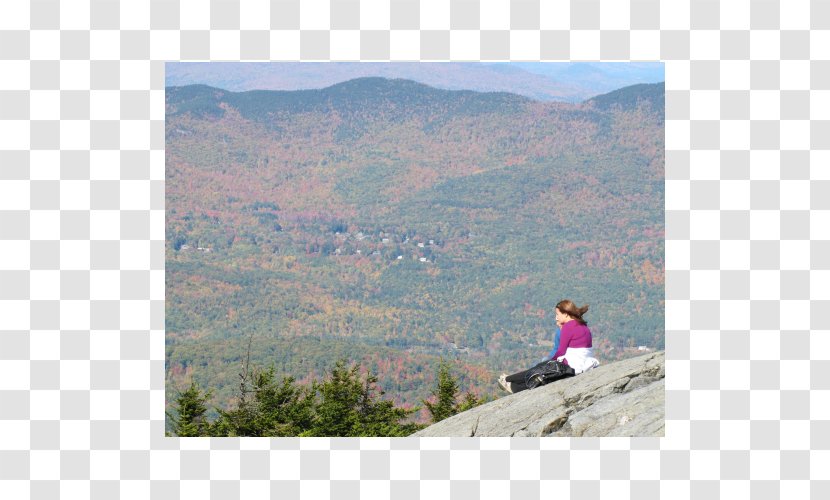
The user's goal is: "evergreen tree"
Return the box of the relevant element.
[168,358,426,437]
[305,359,425,437]
[423,359,460,423]
[306,360,363,437]
[252,369,315,436]
[167,381,212,437]
[355,371,424,437]
[212,345,259,437]
[457,391,484,413]
[213,366,315,437]
[423,359,484,424]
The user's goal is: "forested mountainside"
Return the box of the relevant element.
[166,78,665,422]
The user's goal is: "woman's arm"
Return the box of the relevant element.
[545,325,561,360]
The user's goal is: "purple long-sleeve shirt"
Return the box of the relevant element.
[551,320,593,365]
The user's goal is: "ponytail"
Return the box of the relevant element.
[556,300,589,325]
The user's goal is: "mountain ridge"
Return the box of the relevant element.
[167,77,664,107]
[165,62,664,102]
[166,78,664,137]
[166,77,538,131]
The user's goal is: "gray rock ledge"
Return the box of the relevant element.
[412,351,665,437]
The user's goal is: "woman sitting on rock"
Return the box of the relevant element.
[498,300,600,394]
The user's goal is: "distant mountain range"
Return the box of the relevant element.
[166,77,533,123]
[165,78,665,420]
[165,62,664,103]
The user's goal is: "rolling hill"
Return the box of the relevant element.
[165,78,665,422]
[165,62,664,103]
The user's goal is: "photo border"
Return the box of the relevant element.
[0,1,822,498]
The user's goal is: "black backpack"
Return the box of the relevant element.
[524,360,576,389]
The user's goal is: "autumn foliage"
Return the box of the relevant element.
[165,78,665,420]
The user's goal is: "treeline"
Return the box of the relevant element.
[167,358,483,437]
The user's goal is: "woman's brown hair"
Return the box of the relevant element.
[556,300,589,325]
